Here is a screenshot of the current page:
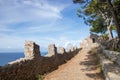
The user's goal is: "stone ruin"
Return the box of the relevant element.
[0,41,80,80]
[24,41,41,58]
[58,47,65,54]
[90,33,99,43]
[90,33,120,51]
[80,38,93,49]
[45,44,57,57]
[70,46,77,52]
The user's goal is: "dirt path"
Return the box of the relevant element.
[44,48,103,80]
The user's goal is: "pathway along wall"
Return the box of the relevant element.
[0,41,80,80]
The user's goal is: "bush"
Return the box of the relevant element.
[36,74,44,80]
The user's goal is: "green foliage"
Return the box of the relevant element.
[101,34,108,38]
[111,25,117,30]
[99,33,109,40]
[90,17,107,34]
[74,0,111,33]
[73,0,120,37]
[36,74,44,80]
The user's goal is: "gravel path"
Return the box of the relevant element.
[44,48,103,80]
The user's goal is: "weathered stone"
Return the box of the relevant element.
[73,46,77,50]
[98,52,120,80]
[59,47,65,54]
[90,33,99,43]
[24,41,40,58]
[0,41,80,80]
[103,50,120,66]
[70,47,74,52]
[46,44,57,57]
[67,49,71,53]
[80,38,93,49]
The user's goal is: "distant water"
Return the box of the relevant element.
[0,52,47,66]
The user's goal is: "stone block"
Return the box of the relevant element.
[46,44,57,57]
[24,41,40,58]
[59,47,65,54]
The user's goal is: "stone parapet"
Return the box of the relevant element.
[0,41,80,80]
[46,44,57,57]
[103,50,120,66]
[24,41,40,58]
[58,47,65,54]
[98,53,120,80]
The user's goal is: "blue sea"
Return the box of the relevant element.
[0,52,47,66]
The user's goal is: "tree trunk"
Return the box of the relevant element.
[107,0,120,38]
[107,26,113,40]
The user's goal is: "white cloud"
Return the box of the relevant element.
[0,0,68,34]
[0,0,65,24]
[7,46,12,49]
[0,28,14,32]
[0,32,82,52]
[44,37,81,50]
[0,0,89,52]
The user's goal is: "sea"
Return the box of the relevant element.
[0,52,47,66]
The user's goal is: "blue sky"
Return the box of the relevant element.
[0,0,90,52]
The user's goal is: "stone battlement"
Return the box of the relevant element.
[0,41,80,80]
[24,41,40,58]
[80,35,120,80]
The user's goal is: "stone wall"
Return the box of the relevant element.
[97,48,120,80]
[90,33,99,43]
[80,37,99,51]
[90,34,120,52]
[58,47,65,54]
[93,42,120,80]
[97,52,120,80]
[46,44,57,57]
[103,50,120,66]
[80,36,120,80]
[101,38,120,52]
[0,41,80,80]
[24,41,41,58]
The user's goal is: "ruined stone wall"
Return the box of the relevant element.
[45,44,57,57]
[103,50,120,66]
[24,41,41,58]
[100,38,120,51]
[81,37,120,80]
[58,47,65,54]
[90,34,120,52]
[79,36,120,80]
[96,45,120,80]
[80,37,97,50]
[0,41,80,80]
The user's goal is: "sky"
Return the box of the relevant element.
[0,0,90,52]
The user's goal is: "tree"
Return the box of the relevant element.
[73,0,120,39]
[90,17,107,34]
[106,0,120,38]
